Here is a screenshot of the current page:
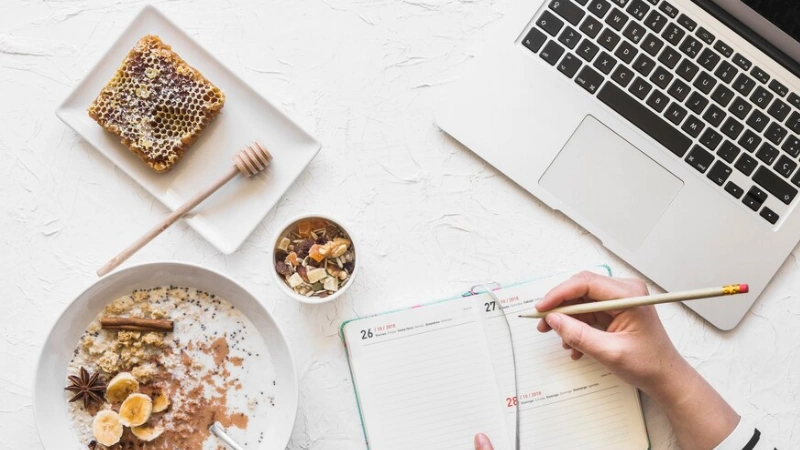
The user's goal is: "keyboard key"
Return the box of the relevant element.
[665,102,688,125]
[693,71,716,94]
[725,181,744,198]
[788,93,800,109]
[747,186,768,204]
[626,0,650,20]
[593,51,618,74]
[611,65,635,87]
[598,29,622,51]
[697,48,720,71]
[718,141,740,163]
[558,53,583,78]
[550,0,586,26]
[676,59,699,81]
[615,40,638,63]
[629,76,652,100]
[632,54,656,76]
[644,0,657,5]
[610,0,630,6]
[641,33,664,56]
[679,36,702,58]
[783,136,800,158]
[681,115,705,137]
[756,143,779,165]
[765,123,788,145]
[753,166,797,204]
[657,46,681,69]
[767,100,790,122]
[713,40,734,58]
[588,0,612,18]
[728,97,752,120]
[650,66,673,90]
[523,28,548,53]
[686,145,714,172]
[742,195,761,211]
[540,40,566,65]
[733,74,756,96]
[559,26,582,49]
[577,39,600,61]
[745,109,769,133]
[695,27,715,45]
[760,207,779,225]
[576,0,590,4]
[662,23,685,46]
[769,80,788,97]
[733,53,752,71]
[775,155,797,178]
[685,92,708,114]
[699,128,722,150]
[703,104,726,127]
[721,117,744,139]
[597,82,692,156]
[735,153,757,176]
[677,14,696,31]
[714,61,738,84]
[644,10,667,33]
[738,130,761,153]
[791,170,800,190]
[751,66,770,84]
[707,161,732,185]
[646,89,670,112]
[604,8,629,31]
[659,2,679,18]
[786,112,800,134]
[579,15,603,38]
[574,65,605,93]
[711,85,734,107]
[538,11,566,36]
[667,79,690,102]
[750,86,773,109]
[623,22,647,44]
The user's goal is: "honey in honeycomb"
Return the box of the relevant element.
[88,35,225,173]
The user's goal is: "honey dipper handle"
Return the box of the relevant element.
[97,165,241,277]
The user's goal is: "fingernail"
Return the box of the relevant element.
[475,433,489,447]
[546,313,562,330]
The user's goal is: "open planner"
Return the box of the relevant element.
[340,269,650,449]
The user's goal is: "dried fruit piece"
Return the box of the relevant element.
[323,277,339,292]
[297,221,312,237]
[275,261,290,276]
[288,273,304,288]
[287,252,299,267]
[296,265,309,282]
[309,244,328,262]
[307,268,328,284]
[277,237,290,252]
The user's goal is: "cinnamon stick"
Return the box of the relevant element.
[101,317,174,332]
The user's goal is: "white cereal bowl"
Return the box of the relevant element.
[33,261,298,450]
[270,214,359,304]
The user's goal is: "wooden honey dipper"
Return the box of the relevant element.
[97,141,273,277]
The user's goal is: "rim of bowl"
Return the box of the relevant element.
[33,260,298,449]
[270,214,359,304]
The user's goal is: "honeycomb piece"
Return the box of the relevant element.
[88,35,225,173]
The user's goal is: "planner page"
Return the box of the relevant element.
[342,299,511,450]
[477,273,650,449]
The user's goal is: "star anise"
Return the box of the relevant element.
[65,367,106,409]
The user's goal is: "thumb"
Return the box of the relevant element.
[545,313,617,361]
[474,433,494,450]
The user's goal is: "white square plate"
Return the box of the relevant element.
[57,5,321,254]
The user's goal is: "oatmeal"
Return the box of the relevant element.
[274,218,355,297]
[66,286,276,449]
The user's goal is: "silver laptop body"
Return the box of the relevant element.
[436,0,800,330]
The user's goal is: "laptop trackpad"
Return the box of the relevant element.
[539,116,683,250]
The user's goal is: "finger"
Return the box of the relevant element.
[562,339,570,350]
[537,272,648,311]
[545,313,620,363]
[474,433,494,450]
[570,348,584,360]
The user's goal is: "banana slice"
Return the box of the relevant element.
[118,393,153,427]
[131,424,164,441]
[151,390,170,413]
[105,372,139,403]
[92,410,123,446]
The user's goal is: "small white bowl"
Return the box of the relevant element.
[270,214,358,304]
[34,262,298,450]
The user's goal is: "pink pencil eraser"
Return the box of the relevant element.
[739,284,749,293]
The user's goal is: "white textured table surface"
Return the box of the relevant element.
[2,1,799,448]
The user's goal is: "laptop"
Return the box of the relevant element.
[435,0,800,330]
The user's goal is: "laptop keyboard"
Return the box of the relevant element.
[521,0,800,225]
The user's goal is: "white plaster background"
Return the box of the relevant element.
[1,0,798,448]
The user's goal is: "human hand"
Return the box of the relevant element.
[474,433,493,450]
[535,271,685,395]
